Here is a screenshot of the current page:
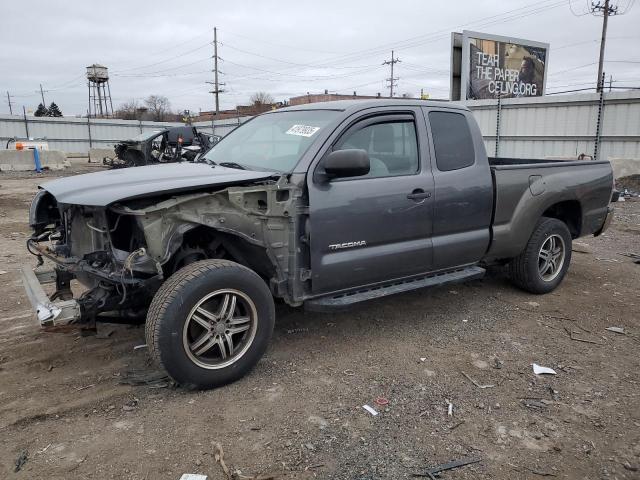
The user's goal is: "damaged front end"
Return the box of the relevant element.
[23,177,305,327]
[25,190,164,326]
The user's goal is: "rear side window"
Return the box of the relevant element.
[429,111,475,171]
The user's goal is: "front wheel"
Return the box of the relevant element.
[508,217,572,294]
[145,260,275,389]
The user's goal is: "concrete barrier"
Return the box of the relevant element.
[0,150,69,172]
[89,148,114,163]
[610,158,640,179]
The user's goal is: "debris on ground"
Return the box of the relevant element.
[606,326,625,334]
[413,457,481,478]
[286,327,308,334]
[618,252,640,264]
[362,405,379,416]
[446,400,453,416]
[532,364,557,375]
[14,450,28,472]
[118,369,171,388]
[133,344,147,350]
[572,242,592,254]
[179,475,208,480]
[374,397,389,406]
[521,399,549,410]
[0,270,7,275]
[461,370,495,389]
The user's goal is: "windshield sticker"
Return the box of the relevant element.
[285,124,320,137]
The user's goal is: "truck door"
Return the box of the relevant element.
[422,108,493,269]
[307,109,435,295]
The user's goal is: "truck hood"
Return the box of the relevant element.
[41,163,276,207]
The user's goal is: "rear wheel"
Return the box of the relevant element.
[508,217,572,294]
[145,260,275,389]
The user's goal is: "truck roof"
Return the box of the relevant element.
[277,99,469,113]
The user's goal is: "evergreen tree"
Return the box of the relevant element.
[47,102,63,117]
[34,103,48,117]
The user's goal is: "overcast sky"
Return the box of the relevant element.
[1,0,638,116]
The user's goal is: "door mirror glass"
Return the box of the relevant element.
[323,149,370,179]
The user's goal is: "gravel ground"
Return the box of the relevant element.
[0,167,639,480]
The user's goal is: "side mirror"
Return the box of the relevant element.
[323,149,370,179]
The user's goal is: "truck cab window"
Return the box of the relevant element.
[334,121,419,178]
[429,111,475,171]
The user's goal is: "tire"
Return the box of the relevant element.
[508,217,572,294]
[145,259,275,389]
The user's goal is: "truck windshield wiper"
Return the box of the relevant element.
[218,161,247,170]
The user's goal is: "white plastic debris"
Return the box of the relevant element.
[362,405,379,416]
[446,400,453,416]
[420,357,427,362]
[532,363,557,375]
[133,344,148,350]
[179,475,208,480]
[606,327,625,334]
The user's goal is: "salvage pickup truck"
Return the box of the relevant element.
[22,100,614,389]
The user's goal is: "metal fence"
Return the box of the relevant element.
[0,114,250,154]
[1,91,639,162]
[462,90,640,162]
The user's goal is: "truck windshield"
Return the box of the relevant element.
[203,110,338,172]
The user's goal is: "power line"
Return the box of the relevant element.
[382,51,401,97]
[588,0,635,91]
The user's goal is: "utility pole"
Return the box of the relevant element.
[592,0,618,92]
[382,50,400,97]
[206,27,225,134]
[39,84,46,106]
[6,91,13,115]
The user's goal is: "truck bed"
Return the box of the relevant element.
[485,157,613,261]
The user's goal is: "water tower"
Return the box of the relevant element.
[87,64,114,117]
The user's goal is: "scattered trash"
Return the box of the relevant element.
[509,463,557,477]
[623,462,639,472]
[179,475,208,480]
[532,364,557,375]
[118,369,170,388]
[572,242,592,254]
[96,328,115,339]
[374,397,389,406]
[526,301,540,308]
[449,420,465,431]
[521,399,549,410]
[493,357,504,369]
[419,357,427,362]
[619,252,640,264]
[286,327,308,334]
[446,400,453,416]
[0,270,7,275]
[133,344,147,350]
[14,450,28,472]
[75,384,95,391]
[123,398,139,411]
[362,405,379,416]
[564,327,603,345]
[461,370,495,389]
[413,457,481,478]
[213,442,231,479]
[342,369,355,376]
[606,326,625,334]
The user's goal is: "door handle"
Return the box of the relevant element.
[407,189,431,201]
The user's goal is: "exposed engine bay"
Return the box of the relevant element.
[26,176,306,327]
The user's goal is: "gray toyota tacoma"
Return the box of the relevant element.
[22,100,614,389]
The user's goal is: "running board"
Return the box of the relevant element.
[304,266,485,312]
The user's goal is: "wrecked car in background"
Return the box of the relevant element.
[104,126,220,168]
[22,99,614,389]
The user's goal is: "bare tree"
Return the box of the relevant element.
[250,91,274,106]
[114,100,141,120]
[144,95,171,121]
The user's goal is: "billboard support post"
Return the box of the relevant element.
[495,95,502,157]
[594,72,606,161]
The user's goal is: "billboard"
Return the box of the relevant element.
[450,31,549,101]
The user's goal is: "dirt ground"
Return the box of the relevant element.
[1,166,639,480]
